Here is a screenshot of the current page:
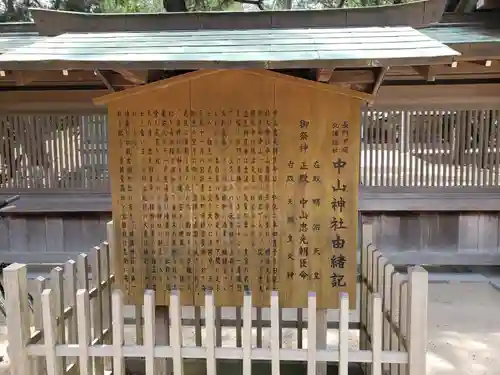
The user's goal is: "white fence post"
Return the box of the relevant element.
[316,309,327,375]
[6,229,428,375]
[407,266,428,375]
[112,289,125,375]
[4,263,31,375]
[360,222,374,353]
[106,220,115,276]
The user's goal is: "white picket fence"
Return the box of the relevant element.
[4,222,428,375]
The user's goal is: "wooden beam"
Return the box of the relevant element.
[371,67,389,95]
[0,90,108,111]
[441,11,499,23]
[0,54,457,70]
[411,65,436,81]
[7,186,500,213]
[399,61,500,75]
[329,70,375,84]
[94,69,116,92]
[471,59,493,67]
[114,69,148,84]
[316,68,335,83]
[12,71,37,86]
[0,90,107,103]
[0,70,99,83]
[0,70,138,87]
[374,83,500,107]
[1,65,499,90]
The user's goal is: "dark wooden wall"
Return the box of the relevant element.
[368,212,500,265]
[0,214,111,264]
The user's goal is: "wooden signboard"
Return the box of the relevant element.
[95,69,371,308]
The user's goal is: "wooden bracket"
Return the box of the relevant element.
[94,70,116,92]
[316,68,335,83]
[371,67,389,95]
[412,65,436,82]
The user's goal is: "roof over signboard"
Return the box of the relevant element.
[423,24,500,45]
[0,32,43,55]
[422,23,500,58]
[93,69,374,105]
[0,26,460,70]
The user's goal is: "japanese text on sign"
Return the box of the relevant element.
[107,70,361,308]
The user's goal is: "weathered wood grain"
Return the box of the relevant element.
[9,218,28,253]
[27,218,47,253]
[5,186,500,213]
[1,212,500,267]
[373,212,500,265]
[399,215,421,251]
[477,214,499,251]
[45,218,65,254]
[0,214,110,264]
[434,214,459,251]
[458,214,479,252]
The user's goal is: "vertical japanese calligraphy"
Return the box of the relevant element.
[189,71,277,307]
[274,74,360,309]
[105,69,363,308]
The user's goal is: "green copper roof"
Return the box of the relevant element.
[0,32,43,54]
[0,26,459,70]
[422,25,500,44]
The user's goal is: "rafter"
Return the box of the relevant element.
[114,69,148,84]
[94,70,116,92]
[371,67,389,95]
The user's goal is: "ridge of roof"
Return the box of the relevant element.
[28,0,446,36]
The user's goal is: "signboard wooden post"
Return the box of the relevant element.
[95,69,372,308]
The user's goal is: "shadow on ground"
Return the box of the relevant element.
[126,359,365,375]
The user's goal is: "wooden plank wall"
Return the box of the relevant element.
[0,212,498,266]
[369,213,500,265]
[0,214,111,264]
[0,112,108,191]
[361,108,500,187]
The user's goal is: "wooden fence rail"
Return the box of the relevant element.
[4,223,428,375]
